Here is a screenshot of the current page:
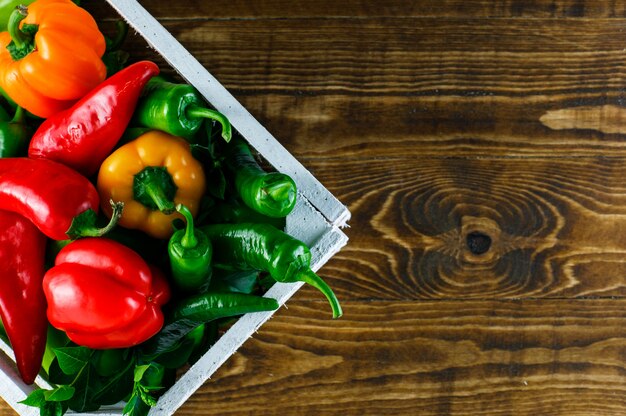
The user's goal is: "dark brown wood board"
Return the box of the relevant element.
[3,0,626,415]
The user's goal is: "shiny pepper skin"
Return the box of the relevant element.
[28,61,160,176]
[43,238,171,349]
[0,210,47,384]
[0,0,107,118]
[0,157,100,240]
[97,131,206,239]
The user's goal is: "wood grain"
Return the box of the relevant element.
[102,16,626,158]
[541,104,626,133]
[289,157,626,301]
[89,0,626,19]
[175,300,626,416]
[4,0,626,415]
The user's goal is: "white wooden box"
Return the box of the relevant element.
[0,0,350,414]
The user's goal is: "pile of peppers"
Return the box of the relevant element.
[0,1,342,415]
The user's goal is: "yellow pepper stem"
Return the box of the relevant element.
[133,166,177,214]
[8,6,37,61]
[144,182,175,214]
[8,6,29,50]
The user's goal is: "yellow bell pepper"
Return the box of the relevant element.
[97,130,206,239]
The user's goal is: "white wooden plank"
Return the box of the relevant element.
[0,349,40,416]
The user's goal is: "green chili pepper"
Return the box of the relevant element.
[0,0,33,31]
[168,204,212,292]
[0,103,8,121]
[224,138,297,218]
[143,292,279,354]
[201,223,342,319]
[172,292,279,329]
[0,106,31,157]
[133,77,232,142]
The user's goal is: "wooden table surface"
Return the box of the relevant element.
[3,0,626,415]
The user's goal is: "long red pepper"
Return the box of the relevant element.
[0,158,111,241]
[0,210,47,385]
[28,60,160,176]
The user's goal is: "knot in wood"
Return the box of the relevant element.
[466,231,491,255]
[460,216,501,264]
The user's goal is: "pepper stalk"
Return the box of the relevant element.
[66,199,124,240]
[168,204,212,292]
[7,6,37,60]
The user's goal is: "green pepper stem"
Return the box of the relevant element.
[186,104,232,143]
[134,166,178,214]
[297,269,343,319]
[67,200,124,239]
[256,173,297,217]
[100,200,125,236]
[11,106,24,124]
[144,181,175,214]
[8,6,30,50]
[176,204,198,249]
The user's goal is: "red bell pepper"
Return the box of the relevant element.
[0,210,47,385]
[28,60,160,176]
[0,157,120,241]
[43,238,170,349]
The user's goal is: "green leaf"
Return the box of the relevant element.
[143,337,195,369]
[54,346,92,375]
[102,49,130,77]
[92,357,135,406]
[209,269,260,294]
[123,393,150,416]
[122,362,166,416]
[133,365,151,383]
[19,389,46,408]
[44,386,75,402]
[67,365,100,413]
[39,400,64,416]
[47,358,75,385]
[138,387,157,407]
[141,385,164,392]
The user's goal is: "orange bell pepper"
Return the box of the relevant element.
[0,0,107,118]
[97,131,206,239]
